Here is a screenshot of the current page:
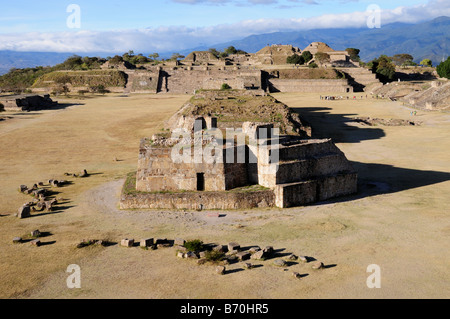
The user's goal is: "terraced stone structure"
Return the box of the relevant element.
[122,90,357,209]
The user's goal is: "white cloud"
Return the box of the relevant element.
[0,0,448,53]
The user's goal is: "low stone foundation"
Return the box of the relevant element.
[120,187,275,210]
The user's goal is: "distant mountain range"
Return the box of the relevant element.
[0,16,448,75]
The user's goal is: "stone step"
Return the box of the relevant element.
[274,172,357,208]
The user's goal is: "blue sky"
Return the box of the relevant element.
[0,0,448,52]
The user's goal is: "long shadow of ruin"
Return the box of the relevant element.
[291,106,450,203]
[313,161,450,206]
[291,106,386,144]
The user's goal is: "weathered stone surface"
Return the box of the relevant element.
[121,239,134,247]
[243,263,253,269]
[13,237,22,244]
[213,245,228,253]
[175,245,187,253]
[19,185,28,193]
[311,261,324,270]
[177,251,185,258]
[185,251,198,259]
[273,259,287,267]
[30,239,41,247]
[263,246,274,256]
[31,230,41,238]
[287,254,298,261]
[251,250,265,260]
[228,242,240,252]
[298,255,308,263]
[157,243,171,248]
[199,251,207,258]
[216,266,226,275]
[249,246,261,254]
[236,251,251,261]
[17,205,31,219]
[140,238,154,247]
[197,258,207,265]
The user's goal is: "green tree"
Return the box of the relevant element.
[149,53,160,61]
[436,57,450,79]
[420,59,432,67]
[170,53,185,61]
[224,46,238,55]
[314,52,330,66]
[301,51,313,64]
[209,48,221,58]
[286,54,304,65]
[346,48,361,61]
[392,54,414,66]
[370,55,396,82]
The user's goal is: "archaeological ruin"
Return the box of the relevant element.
[0,94,57,111]
[121,89,357,210]
[30,43,380,95]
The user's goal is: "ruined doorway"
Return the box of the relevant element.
[197,173,205,191]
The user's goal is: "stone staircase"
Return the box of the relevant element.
[338,67,380,92]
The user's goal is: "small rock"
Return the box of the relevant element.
[298,256,308,263]
[17,205,31,219]
[292,272,302,279]
[199,251,207,258]
[251,250,265,260]
[31,230,41,238]
[121,239,134,247]
[19,185,28,193]
[243,263,253,269]
[213,245,228,253]
[273,259,287,267]
[197,258,207,265]
[311,261,324,270]
[13,237,22,244]
[263,246,274,256]
[185,251,199,259]
[177,251,185,258]
[249,246,261,254]
[157,243,171,248]
[38,182,44,186]
[30,239,41,247]
[140,238,154,247]
[236,251,251,261]
[216,266,226,275]
[287,254,298,261]
[228,242,240,252]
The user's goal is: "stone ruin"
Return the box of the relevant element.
[121,90,357,209]
[0,94,57,111]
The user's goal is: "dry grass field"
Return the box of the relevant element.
[0,92,449,299]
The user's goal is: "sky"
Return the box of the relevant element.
[0,0,448,53]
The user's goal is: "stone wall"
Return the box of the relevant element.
[274,172,357,208]
[161,69,262,94]
[268,79,353,93]
[120,189,275,210]
[136,143,248,193]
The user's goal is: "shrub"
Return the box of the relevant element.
[221,83,232,90]
[437,57,450,79]
[286,54,304,65]
[205,250,225,263]
[184,239,204,252]
[308,63,318,68]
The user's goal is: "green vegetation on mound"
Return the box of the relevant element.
[186,91,306,135]
[32,70,127,88]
